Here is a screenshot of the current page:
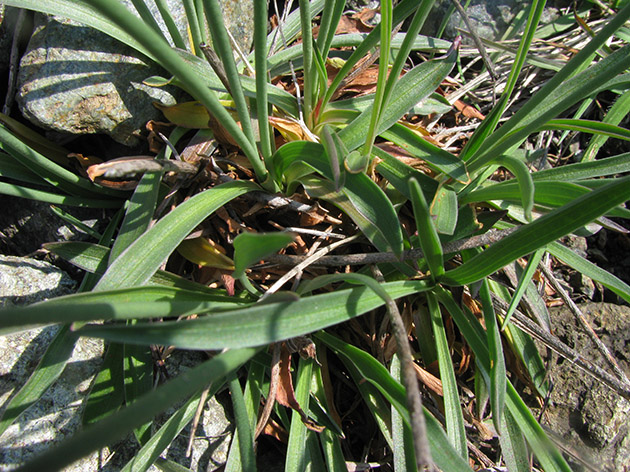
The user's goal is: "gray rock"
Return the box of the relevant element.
[0,255,76,308]
[541,302,630,472]
[422,0,530,43]
[16,14,180,147]
[0,256,233,471]
[0,326,107,471]
[16,0,254,147]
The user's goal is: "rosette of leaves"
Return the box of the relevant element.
[2,1,630,471]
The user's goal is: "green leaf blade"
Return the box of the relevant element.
[442,175,630,286]
[95,181,258,291]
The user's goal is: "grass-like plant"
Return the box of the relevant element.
[2,0,630,470]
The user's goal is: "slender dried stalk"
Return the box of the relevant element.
[265,228,518,266]
[371,266,434,471]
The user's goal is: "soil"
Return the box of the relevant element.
[539,302,630,471]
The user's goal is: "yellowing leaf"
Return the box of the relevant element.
[154,101,212,129]
[177,237,234,270]
[269,116,318,142]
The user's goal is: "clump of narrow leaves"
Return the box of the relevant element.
[2,0,630,471]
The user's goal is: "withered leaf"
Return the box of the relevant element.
[86,156,198,181]
[269,116,318,142]
[455,99,486,120]
[276,344,325,433]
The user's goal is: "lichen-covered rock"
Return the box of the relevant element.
[0,255,76,308]
[0,256,233,471]
[16,0,254,147]
[542,302,630,471]
[16,14,181,147]
[421,0,530,42]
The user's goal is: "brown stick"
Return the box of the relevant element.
[264,227,519,267]
[371,266,435,471]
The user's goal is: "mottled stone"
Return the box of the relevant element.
[422,0,537,42]
[541,302,630,472]
[0,255,232,471]
[16,0,254,147]
[0,255,76,308]
[17,14,180,147]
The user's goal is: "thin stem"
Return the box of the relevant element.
[298,0,314,126]
[254,0,273,161]
[371,266,434,471]
[362,0,393,159]
[264,227,519,266]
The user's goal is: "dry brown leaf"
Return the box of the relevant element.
[68,152,102,170]
[454,99,485,120]
[269,116,317,142]
[215,206,242,233]
[276,344,325,433]
[262,418,288,443]
[300,201,329,226]
[327,64,380,96]
[179,131,216,164]
[220,270,235,296]
[145,120,175,154]
[413,363,444,397]
[208,114,239,147]
[353,8,377,29]
[86,156,198,188]
[457,344,472,375]
[311,7,375,39]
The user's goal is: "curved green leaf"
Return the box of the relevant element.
[339,45,458,153]
[380,125,469,183]
[233,232,295,279]
[43,241,227,294]
[468,39,630,174]
[479,281,507,436]
[273,141,404,255]
[548,241,630,304]
[0,286,248,331]
[315,331,474,472]
[426,293,467,457]
[442,175,630,286]
[492,155,534,221]
[434,288,572,472]
[95,180,259,291]
[409,178,444,279]
[301,176,403,256]
[0,182,122,208]
[583,89,630,161]
[540,118,630,141]
[75,280,434,349]
[285,357,314,472]
[460,180,629,218]
[530,152,630,181]
[431,185,458,235]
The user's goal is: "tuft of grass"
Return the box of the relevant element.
[1,0,630,470]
